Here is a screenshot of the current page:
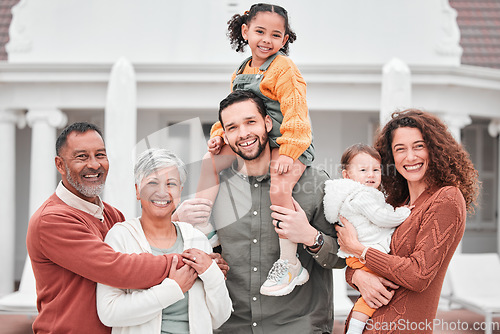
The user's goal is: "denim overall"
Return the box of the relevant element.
[232,52,315,166]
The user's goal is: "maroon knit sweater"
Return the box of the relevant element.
[27,194,177,334]
[346,186,466,334]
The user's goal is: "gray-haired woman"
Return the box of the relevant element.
[96,148,232,334]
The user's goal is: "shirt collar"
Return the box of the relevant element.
[55,181,104,220]
[230,159,270,182]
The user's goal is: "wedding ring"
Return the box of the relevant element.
[276,220,281,229]
[193,256,197,262]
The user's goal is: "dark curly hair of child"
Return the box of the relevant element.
[374,109,480,213]
[227,3,297,55]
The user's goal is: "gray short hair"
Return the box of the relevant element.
[134,148,187,188]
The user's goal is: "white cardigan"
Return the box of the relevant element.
[96,218,232,334]
[323,179,411,258]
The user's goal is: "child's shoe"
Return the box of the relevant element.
[260,259,309,296]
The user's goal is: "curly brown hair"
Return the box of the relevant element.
[227,3,296,55]
[374,109,479,212]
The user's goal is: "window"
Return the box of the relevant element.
[461,120,498,231]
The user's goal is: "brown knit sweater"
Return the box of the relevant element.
[346,186,466,334]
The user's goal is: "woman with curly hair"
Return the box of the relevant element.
[335,109,479,334]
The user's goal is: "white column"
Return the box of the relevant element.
[439,114,472,310]
[441,113,472,144]
[441,113,471,254]
[488,119,500,255]
[26,109,68,216]
[188,118,207,198]
[380,58,412,126]
[0,110,25,296]
[104,57,137,219]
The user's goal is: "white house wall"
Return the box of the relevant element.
[8,0,461,66]
[3,62,497,282]
[2,0,499,285]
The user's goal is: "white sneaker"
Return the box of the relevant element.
[260,259,309,296]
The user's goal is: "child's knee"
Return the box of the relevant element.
[202,151,213,160]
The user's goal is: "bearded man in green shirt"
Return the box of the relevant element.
[175,90,346,334]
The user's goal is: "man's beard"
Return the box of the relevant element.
[229,131,269,161]
[65,165,105,198]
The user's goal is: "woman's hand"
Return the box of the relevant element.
[168,255,198,293]
[209,252,229,278]
[335,216,366,257]
[352,269,399,309]
[182,248,212,275]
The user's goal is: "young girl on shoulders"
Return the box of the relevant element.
[196,3,314,297]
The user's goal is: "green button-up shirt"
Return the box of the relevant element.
[211,164,345,334]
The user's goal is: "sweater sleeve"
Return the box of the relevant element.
[199,261,232,329]
[364,187,466,292]
[262,56,311,160]
[97,278,184,327]
[192,228,232,329]
[350,191,411,228]
[96,226,185,327]
[210,121,225,140]
[37,211,174,289]
[345,266,357,290]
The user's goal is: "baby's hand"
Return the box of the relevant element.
[274,155,294,174]
[207,136,223,155]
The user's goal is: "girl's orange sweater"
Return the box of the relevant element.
[211,54,311,161]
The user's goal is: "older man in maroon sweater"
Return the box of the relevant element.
[27,123,189,333]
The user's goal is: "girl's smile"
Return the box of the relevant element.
[241,11,289,68]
